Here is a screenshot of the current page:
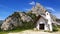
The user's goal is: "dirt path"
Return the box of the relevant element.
[8,30,60,34]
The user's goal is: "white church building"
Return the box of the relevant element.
[35,11,53,31]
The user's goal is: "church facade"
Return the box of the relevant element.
[36,11,53,31]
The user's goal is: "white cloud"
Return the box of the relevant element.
[54,13,60,19]
[45,7,56,12]
[0,17,4,20]
[29,1,35,5]
[25,8,31,11]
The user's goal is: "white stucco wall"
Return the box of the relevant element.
[36,17,49,30]
[37,17,46,24]
[36,17,46,30]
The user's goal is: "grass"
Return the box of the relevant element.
[0,27,33,34]
[53,25,58,32]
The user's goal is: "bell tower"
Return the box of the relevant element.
[45,11,53,31]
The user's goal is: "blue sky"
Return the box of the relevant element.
[0,0,60,20]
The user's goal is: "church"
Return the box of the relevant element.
[35,11,53,31]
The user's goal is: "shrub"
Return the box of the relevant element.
[52,24,58,31]
[22,21,34,29]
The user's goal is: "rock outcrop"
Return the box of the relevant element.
[1,12,22,30]
[1,12,33,30]
[31,3,46,16]
[19,12,33,22]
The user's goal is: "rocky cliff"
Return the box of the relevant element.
[1,12,33,30]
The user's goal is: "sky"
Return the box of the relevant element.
[0,0,60,20]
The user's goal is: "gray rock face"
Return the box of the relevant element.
[1,12,23,30]
[19,13,33,22]
[21,16,33,22]
[31,3,46,16]
[1,12,33,30]
[1,18,13,30]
